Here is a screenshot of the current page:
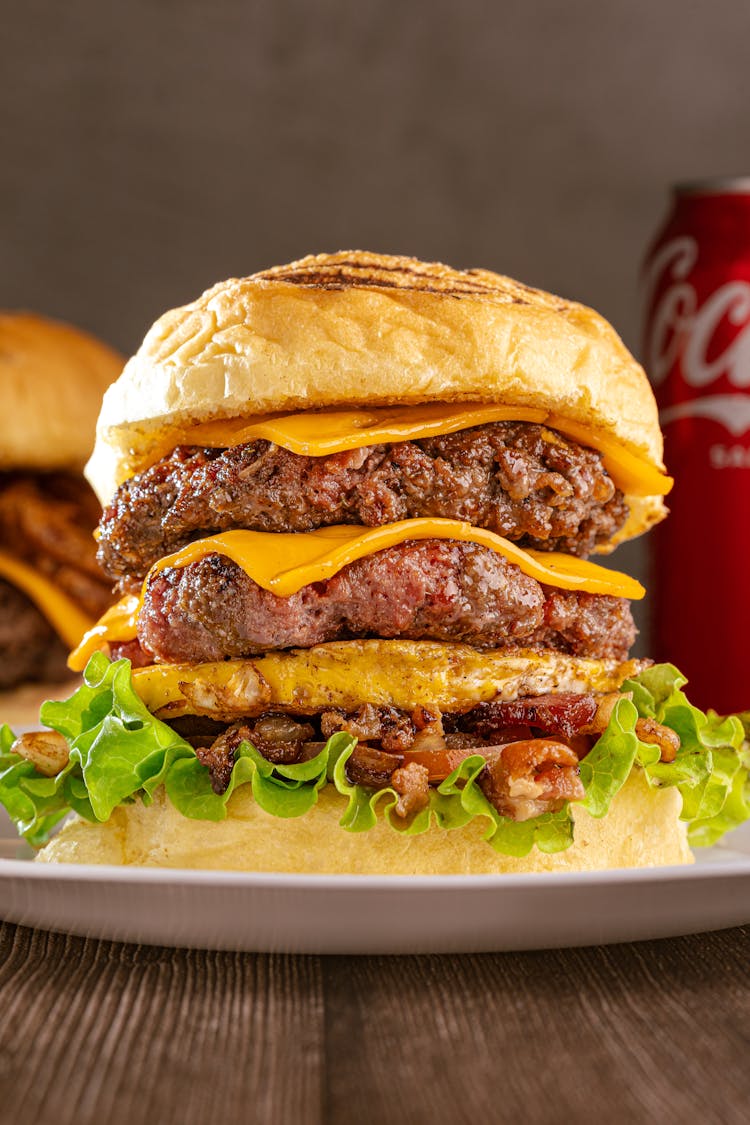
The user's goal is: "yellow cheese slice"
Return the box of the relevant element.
[69,594,140,664]
[68,519,644,671]
[150,521,646,598]
[0,550,93,649]
[157,403,672,498]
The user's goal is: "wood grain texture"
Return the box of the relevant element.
[323,929,750,1125]
[0,923,325,1125]
[0,922,748,1125]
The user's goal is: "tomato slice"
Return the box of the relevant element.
[401,744,499,783]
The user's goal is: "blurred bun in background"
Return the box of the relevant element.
[0,312,123,471]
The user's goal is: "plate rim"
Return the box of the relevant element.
[2,854,750,889]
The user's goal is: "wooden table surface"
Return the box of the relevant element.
[0,922,747,1124]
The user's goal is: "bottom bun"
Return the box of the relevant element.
[37,770,692,873]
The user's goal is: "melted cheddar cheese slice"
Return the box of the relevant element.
[0,550,93,649]
[150,521,646,598]
[137,403,672,498]
[68,519,644,671]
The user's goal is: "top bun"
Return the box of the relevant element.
[0,312,124,472]
[87,251,664,504]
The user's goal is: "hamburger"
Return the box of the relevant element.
[1,253,747,872]
[0,312,122,713]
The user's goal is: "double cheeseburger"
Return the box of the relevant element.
[2,254,747,871]
[0,313,122,705]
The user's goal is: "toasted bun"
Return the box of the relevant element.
[37,771,692,872]
[0,311,123,472]
[86,251,664,513]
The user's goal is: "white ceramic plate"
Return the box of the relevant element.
[1,807,749,952]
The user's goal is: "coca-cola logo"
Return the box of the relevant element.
[643,235,750,388]
[644,235,750,435]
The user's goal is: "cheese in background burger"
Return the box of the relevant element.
[1,253,747,872]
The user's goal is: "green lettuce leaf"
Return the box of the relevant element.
[0,654,365,839]
[580,697,639,817]
[165,732,356,821]
[1,655,748,856]
[0,725,73,846]
[622,663,749,846]
[0,653,198,843]
[732,711,750,743]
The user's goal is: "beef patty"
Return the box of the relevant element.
[0,579,68,689]
[98,422,628,588]
[134,539,635,664]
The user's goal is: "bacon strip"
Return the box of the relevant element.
[462,692,598,741]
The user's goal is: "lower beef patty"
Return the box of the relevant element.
[0,579,68,689]
[98,422,628,588]
[135,539,635,663]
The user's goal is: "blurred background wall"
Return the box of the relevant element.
[2,0,749,644]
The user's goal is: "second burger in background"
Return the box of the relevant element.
[0,312,123,696]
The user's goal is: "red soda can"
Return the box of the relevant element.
[641,178,750,713]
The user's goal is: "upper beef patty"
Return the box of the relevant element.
[98,422,628,588]
[134,539,636,663]
[0,579,68,689]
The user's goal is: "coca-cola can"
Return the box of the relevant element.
[642,178,750,713]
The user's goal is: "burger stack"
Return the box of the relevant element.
[3,253,747,871]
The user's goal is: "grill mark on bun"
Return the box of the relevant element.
[252,251,562,306]
[261,270,504,299]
